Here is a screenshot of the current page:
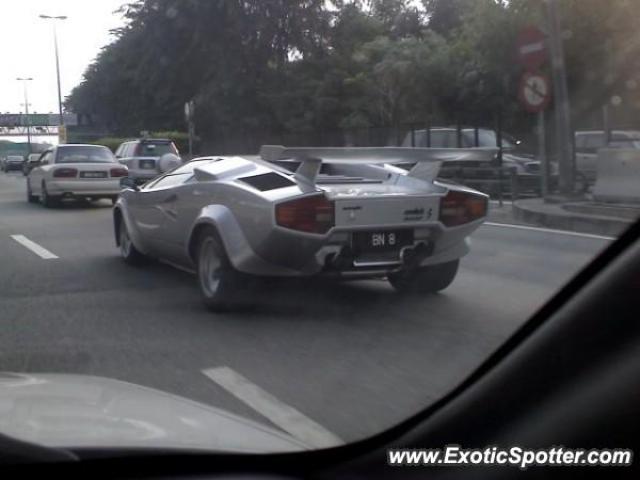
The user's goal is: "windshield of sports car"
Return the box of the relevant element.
[55,146,115,163]
[1,0,639,459]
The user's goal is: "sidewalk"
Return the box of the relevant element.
[499,198,639,237]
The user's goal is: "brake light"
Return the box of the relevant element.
[53,168,78,178]
[439,190,488,227]
[110,167,128,177]
[275,194,334,234]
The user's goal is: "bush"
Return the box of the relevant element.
[92,137,134,152]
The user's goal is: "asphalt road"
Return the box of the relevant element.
[0,170,611,447]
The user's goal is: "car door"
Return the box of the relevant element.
[28,150,52,195]
[126,172,196,260]
[117,142,135,169]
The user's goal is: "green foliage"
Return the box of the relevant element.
[67,0,640,142]
[92,137,134,152]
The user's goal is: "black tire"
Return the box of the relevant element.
[26,180,37,203]
[196,228,251,312]
[118,216,147,265]
[40,182,59,208]
[388,260,460,294]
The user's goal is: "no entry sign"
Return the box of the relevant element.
[517,26,548,71]
[519,71,551,113]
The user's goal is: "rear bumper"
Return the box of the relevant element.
[227,220,481,277]
[46,179,122,197]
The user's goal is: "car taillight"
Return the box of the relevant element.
[275,194,335,234]
[439,190,488,227]
[53,168,78,178]
[110,168,128,177]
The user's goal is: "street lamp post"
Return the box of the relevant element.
[39,15,67,128]
[16,77,33,153]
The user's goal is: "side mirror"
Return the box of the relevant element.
[120,177,139,191]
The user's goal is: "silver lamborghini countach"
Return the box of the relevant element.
[113,146,493,310]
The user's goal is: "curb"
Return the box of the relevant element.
[513,199,634,237]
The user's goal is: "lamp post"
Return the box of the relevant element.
[39,14,67,128]
[16,77,33,153]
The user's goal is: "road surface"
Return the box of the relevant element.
[0,171,611,447]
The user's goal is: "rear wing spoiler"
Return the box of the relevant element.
[259,145,498,184]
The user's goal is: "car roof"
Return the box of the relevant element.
[57,144,108,148]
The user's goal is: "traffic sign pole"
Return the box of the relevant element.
[546,0,574,196]
[538,111,548,198]
[516,24,553,199]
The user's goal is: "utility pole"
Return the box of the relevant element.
[546,0,574,195]
[17,77,33,153]
[39,15,67,127]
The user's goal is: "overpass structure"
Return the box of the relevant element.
[0,113,77,137]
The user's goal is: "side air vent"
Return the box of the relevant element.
[239,173,295,191]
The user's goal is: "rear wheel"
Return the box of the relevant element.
[40,182,59,208]
[388,260,460,294]
[196,229,251,312]
[26,180,37,203]
[118,216,147,265]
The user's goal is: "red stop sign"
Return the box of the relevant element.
[516,26,548,71]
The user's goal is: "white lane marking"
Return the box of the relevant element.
[483,222,616,241]
[202,366,342,449]
[10,235,59,259]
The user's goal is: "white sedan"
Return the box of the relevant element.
[27,144,128,207]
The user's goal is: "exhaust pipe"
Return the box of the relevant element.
[400,242,431,268]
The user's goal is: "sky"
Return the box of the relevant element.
[1,0,126,115]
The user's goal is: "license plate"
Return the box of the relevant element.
[352,230,413,253]
[80,171,106,178]
[139,160,156,169]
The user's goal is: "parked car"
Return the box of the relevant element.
[115,138,181,185]
[575,129,640,182]
[23,153,43,176]
[114,145,491,311]
[2,154,25,172]
[402,127,559,194]
[26,144,128,207]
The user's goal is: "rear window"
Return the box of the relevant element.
[55,146,115,164]
[239,173,295,191]
[135,142,178,156]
